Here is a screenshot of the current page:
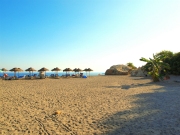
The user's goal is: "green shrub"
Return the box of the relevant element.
[170,52,180,75]
[127,62,137,69]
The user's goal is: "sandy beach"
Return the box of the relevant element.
[0,75,180,135]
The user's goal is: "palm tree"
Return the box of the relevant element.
[140,54,170,82]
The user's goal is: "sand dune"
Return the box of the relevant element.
[0,76,180,135]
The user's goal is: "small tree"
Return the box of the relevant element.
[140,54,170,82]
[127,62,137,69]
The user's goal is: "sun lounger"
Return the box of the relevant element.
[62,74,70,77]
[50,74,55,77]
[18,75,25,79]
[80,73,83,77]
[82,75,87,78]
[36,76,40,79]
[5,76,15,80]
[39,74,46,79]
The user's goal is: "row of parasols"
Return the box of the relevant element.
[1,67,93,77]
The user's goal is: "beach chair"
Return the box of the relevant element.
[18,75,26,79]
[36,75,40,79]
[82,75,87,78]
[4,76,10,80]
[80,73,83,78]
[5,76,15,80]
[64,74,70,77]
[54,74,60,79]
[39,74,46,79]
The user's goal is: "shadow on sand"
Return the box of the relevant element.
[99,80,180,135]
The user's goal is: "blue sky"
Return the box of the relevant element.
[0,0,180,72]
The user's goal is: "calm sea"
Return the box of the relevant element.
[0,71,105,77]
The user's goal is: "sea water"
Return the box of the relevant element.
[1,72,105,77]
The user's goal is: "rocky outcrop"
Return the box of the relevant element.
[131,67,148,77]
[105,64,132,75]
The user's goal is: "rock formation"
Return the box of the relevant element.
[131,67,148,77]
[105,64,132,75]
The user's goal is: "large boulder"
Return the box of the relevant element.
[105,64,132,75]
[131,67,148,77]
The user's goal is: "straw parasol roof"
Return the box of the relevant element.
[51,67,61,75]
[1,68,8,73]
[9,67,23,76]
[25,67,36,71]
[75,68,83,75]
[77,68,83,72]
[2,68,8,71]
[38,67,49,76]
[83,68,93,76]
[87,68,93,72]
[51,67,61,71]
[73,68,78,74]
[9,67,19,72]
[25,67,36,75]
[38,67,49,72]
[63,68,73,72]
[87,68,93,77]
[17,68,23,77]
[63,68,73,76]
[18,68,23,72]
[83,68,88,76]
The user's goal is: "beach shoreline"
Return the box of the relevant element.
[0,75,180,134]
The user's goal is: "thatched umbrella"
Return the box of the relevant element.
[76,68,83,75]
[73,68,78,75]
[10,67,18,76]
[25,67,36,76]
[9,67,23,77]
[17,68,23,77]
[38,67,49,77]
[51,67,61,76]
[63,68,73,77]
[84,68,93,76]
[1,68,8,73]
[87,68,93,77]
[83,68,88,76]
[1,68,8,76]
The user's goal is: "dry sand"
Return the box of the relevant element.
[0,75,180,135]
